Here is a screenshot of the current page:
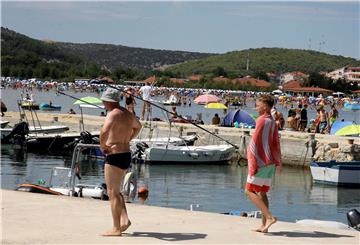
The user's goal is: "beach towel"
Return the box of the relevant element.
[247,114,281,177]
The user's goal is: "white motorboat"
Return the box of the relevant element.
[0,120,9,128]
[1,125,69,139]
[16,143,137,201]
[138,144,235,164]
[310,160,360,187]
[162,94,181,105]
[132,134,197,147]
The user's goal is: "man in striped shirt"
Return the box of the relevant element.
[245,94,282,233]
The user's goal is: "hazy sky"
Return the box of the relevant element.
[1,1,359,59]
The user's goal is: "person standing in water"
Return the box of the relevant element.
[100,88,142,236]
[245,94,282,233]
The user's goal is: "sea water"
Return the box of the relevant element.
[1,145,359,224]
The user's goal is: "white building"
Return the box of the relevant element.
[326,67,360,83]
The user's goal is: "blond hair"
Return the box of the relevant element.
[257,94,275,108]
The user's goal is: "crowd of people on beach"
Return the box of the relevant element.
[2,76,359,135]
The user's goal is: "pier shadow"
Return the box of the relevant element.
[126,231,207,241]
[265,230,355,238]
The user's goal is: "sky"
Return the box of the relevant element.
[1,1,359,59]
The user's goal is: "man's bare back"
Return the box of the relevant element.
[100,107,141,154]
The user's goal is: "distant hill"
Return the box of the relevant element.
[166,48,360,76]
[1,27,214,74]
[1,27,88,66]
[55,42,214,71]
[2,27,359,82]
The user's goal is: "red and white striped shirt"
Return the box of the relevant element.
[247,113,282,176]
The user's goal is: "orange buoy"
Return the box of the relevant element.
[138,186,149,195]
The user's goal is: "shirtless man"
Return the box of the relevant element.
[318,105,328,134]
[100,88,142,236]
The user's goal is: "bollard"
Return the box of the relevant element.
[190,204,202,211]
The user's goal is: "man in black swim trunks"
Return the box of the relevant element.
[100,88,142,236]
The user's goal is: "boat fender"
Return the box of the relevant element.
[347,209,360,231]
[122,172,137,200]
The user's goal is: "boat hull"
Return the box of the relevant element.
[16,184,63,195]
[310,161,360,187]
[39,103,62,111]
[144,145,235,164]
[19,102,39,110]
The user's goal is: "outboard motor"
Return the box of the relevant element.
[132,142,149,163]
[2,121,29,144]
[347,209,360,231]
[64,131,100,153]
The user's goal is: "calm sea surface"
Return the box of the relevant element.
[1,88,360,224]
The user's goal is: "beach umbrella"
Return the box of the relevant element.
[205,102,228,109]
[194,94,221,105]
[73,96,102,105]
[73,96,103,132]
[330,121,353,135]
[334,124,360,136]
[332,92,344,97]
[272,89,283,94]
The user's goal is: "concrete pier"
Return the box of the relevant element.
[1,189,359,244]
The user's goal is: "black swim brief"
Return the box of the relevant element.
[105,152,131,170]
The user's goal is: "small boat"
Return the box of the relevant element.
[88,135,198,159]
[0,120,9,128]
[18,101,39,110]
[132,134,197,147]
[1,125,69,139]
[137,144,235,164]
[16,143,137,201]
[162,94,181,105]
[39,103,62,111]
[310,160,360,187]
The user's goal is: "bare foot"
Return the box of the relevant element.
[101,228,122,236]
[120,220,131,232]
[252,225,265,232]
[261,217,277,233]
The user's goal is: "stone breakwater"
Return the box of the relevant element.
[313,142,360,162]
[3,111,359,167]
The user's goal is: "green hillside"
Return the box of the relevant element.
[55,42,214,71]
[166,48,360,77]
[1,27,214,80]
[1,27,100,80]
